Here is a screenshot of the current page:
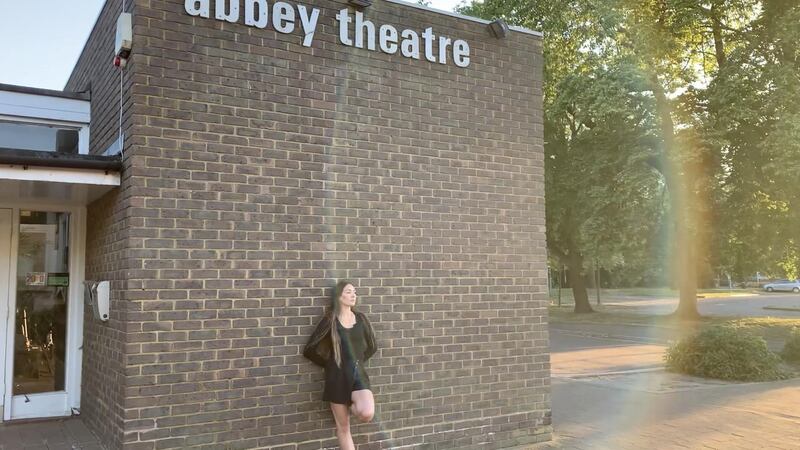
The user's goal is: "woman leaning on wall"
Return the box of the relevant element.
[304,280,378,450]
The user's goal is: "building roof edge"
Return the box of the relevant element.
[383,0,543,37]
[0,83,90,101]
[0,148,121,171]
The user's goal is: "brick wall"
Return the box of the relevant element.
[81,191,129,449]
[66,0,137,448]
[72,0,548,448]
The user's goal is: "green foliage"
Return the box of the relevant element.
[665,326,788,381]
[704,2,800,280]
[460,1,668,297]
[782,328,800,363]
[457,0,800,291]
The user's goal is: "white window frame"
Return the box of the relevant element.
[0,115,90,156]
[0,89,90,155]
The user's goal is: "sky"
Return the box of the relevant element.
[0,0,467,91]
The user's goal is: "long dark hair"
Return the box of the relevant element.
[327,280,354,368]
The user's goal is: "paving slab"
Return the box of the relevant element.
[0,418,102,450]
[551,336,666,378]
[543,324,800,449]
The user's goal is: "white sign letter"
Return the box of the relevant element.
[297,6,320,48]
[185,0,209,18]
[354,11,376,50]
[379,24,398,54]
[336,9,353,46]
[422,27,436,63]
[216,0,239,23]
[245,0,267,28]
[438,36,451,64]
[272,2,295,33]
[453,40,470,68]
[401,29,420,59]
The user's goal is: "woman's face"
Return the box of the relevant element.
[338,284,357,308]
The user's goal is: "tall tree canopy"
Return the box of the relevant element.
[459,0,800,316]
[460,0,667,313]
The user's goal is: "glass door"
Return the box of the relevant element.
[4,210,75,419]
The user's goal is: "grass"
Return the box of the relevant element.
[548,287,763,304]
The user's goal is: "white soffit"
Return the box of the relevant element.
[0,165,119,186]
[0,179,116,205]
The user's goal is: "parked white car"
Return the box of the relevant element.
[763,279,800,292]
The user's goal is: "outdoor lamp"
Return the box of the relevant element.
[489,19,509,38]
[349,0,372,7]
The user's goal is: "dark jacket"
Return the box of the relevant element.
[303,311,377,367]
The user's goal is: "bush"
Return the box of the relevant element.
[665,326,787,381]
[782,328,800,363]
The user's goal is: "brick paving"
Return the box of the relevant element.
[545,374,800,449]
[0,418,103,450]
[541,326,800,449]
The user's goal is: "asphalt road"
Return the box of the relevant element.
[602,292,800,317]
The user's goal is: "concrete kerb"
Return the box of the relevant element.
[764,306,800,312]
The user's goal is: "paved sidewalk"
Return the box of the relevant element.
[544,326,800,449]
[0,417,102,450]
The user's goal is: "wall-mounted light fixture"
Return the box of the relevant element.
[489,19,509,39]
[349,0,372,7]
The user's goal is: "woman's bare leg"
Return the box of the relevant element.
[330,403,354,450]
[350,389,375,423]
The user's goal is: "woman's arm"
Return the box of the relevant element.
[360,312,378,361]
[303,315,331,367]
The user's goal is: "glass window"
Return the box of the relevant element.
[0,121,80,153]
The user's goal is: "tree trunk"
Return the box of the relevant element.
[566,248,593,313]
[651,75,701,319]
[674,221,701,319]
[710,3,727,69]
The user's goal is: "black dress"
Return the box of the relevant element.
[303,312,377,405]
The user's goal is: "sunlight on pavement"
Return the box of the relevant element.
[550,326,800,449]
[598,383,800,449]
[551,343,667,377]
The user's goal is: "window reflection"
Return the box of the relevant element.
[0,121,79,153]
[13,211,70,395]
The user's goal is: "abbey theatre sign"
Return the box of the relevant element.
[184,0,472,67]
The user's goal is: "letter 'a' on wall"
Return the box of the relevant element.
[185,0,210,17]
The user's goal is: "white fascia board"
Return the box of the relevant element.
[0,165,119,186]
[0,91,90,124]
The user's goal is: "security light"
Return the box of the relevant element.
[489,19,509,39]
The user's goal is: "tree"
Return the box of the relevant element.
[460,1,665,313]
[461,1,794,316]
[706,0,800,281]
[546,66,664,312]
